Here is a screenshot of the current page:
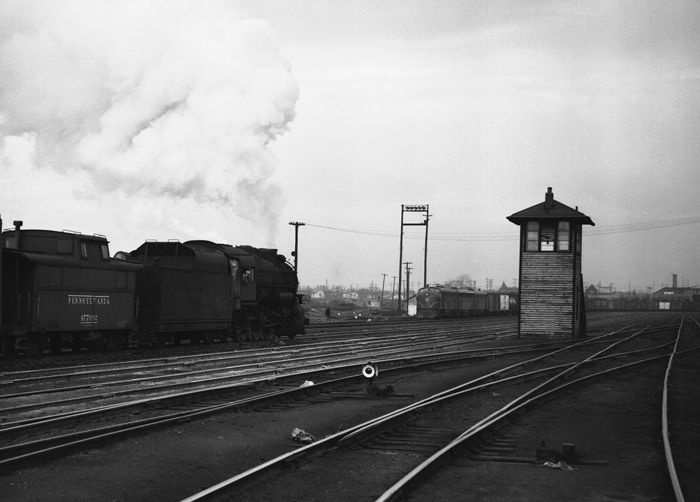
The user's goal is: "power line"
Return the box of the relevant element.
[304,216,700,242]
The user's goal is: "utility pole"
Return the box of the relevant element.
[423,208,430,288]
[397,204,430,316]
[404,261,412,314]
[380,273,387,303]
[288,221,305,271]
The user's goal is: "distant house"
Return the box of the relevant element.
[498,281,518,294]
[311,290,325,300]
[585,284,617,310]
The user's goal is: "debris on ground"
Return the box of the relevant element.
[291,427,316,444]
[299,380,314,388]
[541,461,578,471]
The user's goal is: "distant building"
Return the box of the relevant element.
[652,287,700,302]
[652,273,700,301]
[498,281,518,294]
[585,273,700,311]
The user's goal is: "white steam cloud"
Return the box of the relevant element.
[0,0,298,242]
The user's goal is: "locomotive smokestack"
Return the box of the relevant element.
[544,187,554,210]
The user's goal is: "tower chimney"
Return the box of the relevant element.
[544,187,554,210]
[672,274,678,289]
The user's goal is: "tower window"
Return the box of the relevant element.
[558,222,570,251]
[526,222,539,251]
[540,223,556,251]
[524,221,572,252]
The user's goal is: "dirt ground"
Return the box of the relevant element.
[0,343,689,501]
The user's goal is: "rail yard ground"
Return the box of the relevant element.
[1,312,698,501]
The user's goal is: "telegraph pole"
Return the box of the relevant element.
[288,221,305,271]
[398,207,405,315]
[404,261,412,314]
[423,206,430,287]
[380,273,387,303]
[403,261,413,314]
[397,204,430,316]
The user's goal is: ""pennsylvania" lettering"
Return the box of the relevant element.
[67,295,111,305]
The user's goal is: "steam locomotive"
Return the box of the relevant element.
[0,218,305,356]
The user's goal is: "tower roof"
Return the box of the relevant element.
[507,187,594,226]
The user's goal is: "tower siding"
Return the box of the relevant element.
[519,252,576,338]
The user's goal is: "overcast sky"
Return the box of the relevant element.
[1,0,699,292]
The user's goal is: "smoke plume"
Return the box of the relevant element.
[0,0,298,242]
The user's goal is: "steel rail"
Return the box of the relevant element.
[0,331,501,400]
[661,315,695,502]
[0,329,485,384]
[374,319,690,501]
[0,334,577,433]
[0,371,371,469]
[0,330,525,419]
[340,338,677,447]
[377,343,700,502]
[179,321,665,501]
[339,322,646,443]
[0,316,514,375]
[0,334,579,435]
[0,339,562,469]
[0,313,655,389]
[0,323,516,393]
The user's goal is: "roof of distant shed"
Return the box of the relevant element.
[507,187,594,226]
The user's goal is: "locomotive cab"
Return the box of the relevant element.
[220,244,305,340]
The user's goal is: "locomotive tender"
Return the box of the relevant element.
[415,285,517,319]
[0,218,305,355]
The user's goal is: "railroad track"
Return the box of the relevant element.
[2,318,567,470]
[0,317,511,371]
[178,313,699,501]
[0,320,518,411]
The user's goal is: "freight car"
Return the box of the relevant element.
[1,218,305,356]
[415,285,517,319]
